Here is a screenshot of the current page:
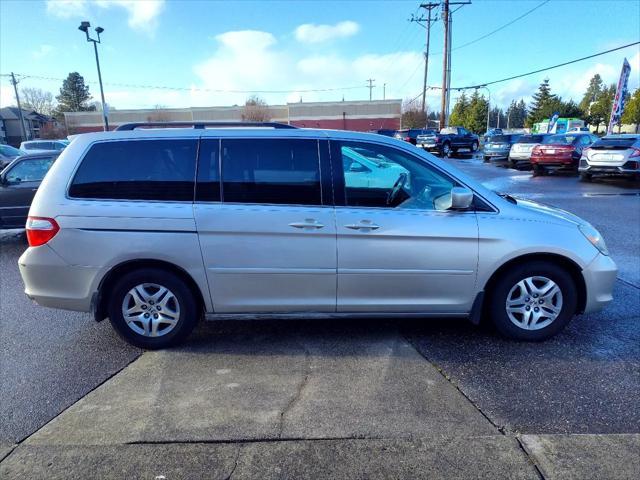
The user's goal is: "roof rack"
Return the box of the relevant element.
[115,121,298,131]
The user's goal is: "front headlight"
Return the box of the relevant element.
[579,224,609,255]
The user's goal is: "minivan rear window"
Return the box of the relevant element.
[220,139,321,205]
[69,140,197,201]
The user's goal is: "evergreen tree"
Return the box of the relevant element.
[579,74,603,116]
[590,84,616,133]
[465,90,489,134]
[449,92,469,127]
[526,79,558,126]
[621,88,640,133]
[56,72,95,113]
[507,99,527,128]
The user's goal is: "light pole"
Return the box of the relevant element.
[79,21,109,131]
[477,85,491,133]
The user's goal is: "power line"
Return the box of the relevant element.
[453,0,550,51]
[408,40,639,103]
[457,40,640,90]
[0,73,368,94]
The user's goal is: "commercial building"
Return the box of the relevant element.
[63,99,402,133]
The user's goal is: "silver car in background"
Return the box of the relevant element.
[509,134,550,169]
[579,134,640,181]
[18,123,617,349]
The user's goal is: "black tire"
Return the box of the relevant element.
[487,261,577,341]
[483,156,490,162]
[579,173,592,182]
[532,164,545,176]
[108,268,199,349]
[441,142,452,157]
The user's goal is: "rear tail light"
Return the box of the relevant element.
[26,217,60,247]
[404,137,411,142]
[623,160,639,170]
[629,148,640,158]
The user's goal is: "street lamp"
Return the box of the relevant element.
[79,21,109,131]
[477,85,491,133]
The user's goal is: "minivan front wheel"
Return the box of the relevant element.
[108,268,198,349]
[488,261,577,341]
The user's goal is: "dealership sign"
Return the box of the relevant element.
[607,58,631,134]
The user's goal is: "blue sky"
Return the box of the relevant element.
[1,0,639,110]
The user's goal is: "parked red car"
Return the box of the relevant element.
[531,133,598,176]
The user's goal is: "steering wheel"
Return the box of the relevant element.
[386,172,408,206]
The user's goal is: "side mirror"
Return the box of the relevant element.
[450,186,473,210]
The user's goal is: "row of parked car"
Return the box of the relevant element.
[482,131,640,181]
[375,127,640,182]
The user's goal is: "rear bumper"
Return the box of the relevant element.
[582,253,618,314]
[418,143,440,151]
[18,245,99,312]
[579,162,639,175]
[531,157,577,169]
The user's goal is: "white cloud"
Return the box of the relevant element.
[294,21,360,44]
[32,45,55,60]
[190,30,422,106]
[45,0,165,34]
[46,0,88,18]
[95,0,165,32]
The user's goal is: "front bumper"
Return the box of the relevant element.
[582,253,618,314]
[18,245,100,312]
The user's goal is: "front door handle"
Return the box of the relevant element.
[345,221,380,231]
[289,219,325,230]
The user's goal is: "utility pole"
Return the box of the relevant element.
[439,0,449,130]
[383,83,386,100]
[410,3,439,113]
[10,72,28,141]
[367,78,375,101]
[439,0,471,130]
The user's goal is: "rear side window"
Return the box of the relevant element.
[69,140,197,201]
[221,139,321,205]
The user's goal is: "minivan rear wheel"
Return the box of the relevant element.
[488,261,577,341]
[107,268,198,349]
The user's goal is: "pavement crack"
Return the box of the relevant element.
[277,342,312,439]
[224,444,242,480]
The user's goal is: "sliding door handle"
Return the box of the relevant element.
[345,221,380,231]
[289,219,325,229]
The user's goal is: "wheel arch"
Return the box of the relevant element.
[94,259,206,322]
[481,253,587,315]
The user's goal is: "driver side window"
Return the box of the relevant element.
[6,158,55,183]
[339,142,456,211]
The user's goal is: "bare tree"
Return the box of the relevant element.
[242,95,271,122]
[21,87,55,116]
[147,104,171,122]
[401,97,427,129]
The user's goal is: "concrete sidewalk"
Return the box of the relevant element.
[1,325,637,478]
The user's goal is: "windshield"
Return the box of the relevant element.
[440,127,458,134]
[0,144,22,156]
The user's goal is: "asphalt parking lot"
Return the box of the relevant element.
[1,153,639,478]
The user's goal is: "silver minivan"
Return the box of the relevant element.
[19,123,617,348]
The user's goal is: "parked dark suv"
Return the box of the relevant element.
[0,152,58,229]
[394,129,435,145]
